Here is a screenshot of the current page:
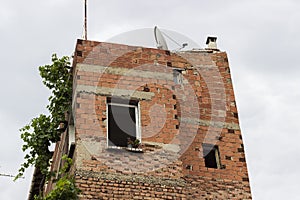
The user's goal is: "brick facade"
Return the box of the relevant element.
[49,39,251,199]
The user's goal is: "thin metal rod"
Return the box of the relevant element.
[0,173,24,179]
[162,31,182,48]
[84,0,87,40]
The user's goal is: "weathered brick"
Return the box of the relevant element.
[44,39,252,199]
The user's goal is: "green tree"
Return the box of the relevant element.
[16,54,72,179]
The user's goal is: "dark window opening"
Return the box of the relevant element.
[186,165,193,171]
[76,51,82,57]
[202,144,221,169]
[173,69,183,84]
[107,98,139,147]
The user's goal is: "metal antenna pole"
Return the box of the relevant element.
[84,0,88,40]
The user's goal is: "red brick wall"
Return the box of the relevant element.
[70,39,251,199]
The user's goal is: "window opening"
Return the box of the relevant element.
[202,144,221,169]
[107,98,140,147]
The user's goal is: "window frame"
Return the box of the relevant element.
[106,98,141,148]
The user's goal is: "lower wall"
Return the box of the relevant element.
[75,170,251,200]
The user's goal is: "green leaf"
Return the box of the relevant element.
[16,54,72,182]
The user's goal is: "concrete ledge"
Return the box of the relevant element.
[76,63,189,83]
[75,85,155,100]
[181,117,240,130]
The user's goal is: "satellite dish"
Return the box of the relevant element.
[154,26,168,50]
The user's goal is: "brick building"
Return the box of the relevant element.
[33,37,252,199]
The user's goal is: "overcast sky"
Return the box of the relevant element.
[0,0,299,199]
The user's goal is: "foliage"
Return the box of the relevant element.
[15,54,72,180]
[41,176,79,200]
[34,156,80,200]
[127,138,141,148]
[18,114,54,178]
[40,54,72,126]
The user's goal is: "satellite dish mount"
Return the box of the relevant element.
[154,26,188,51]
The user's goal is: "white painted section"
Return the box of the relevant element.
[68,125,75,150]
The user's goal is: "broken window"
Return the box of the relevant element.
[107,98,140,147]
[202,144,221,169]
